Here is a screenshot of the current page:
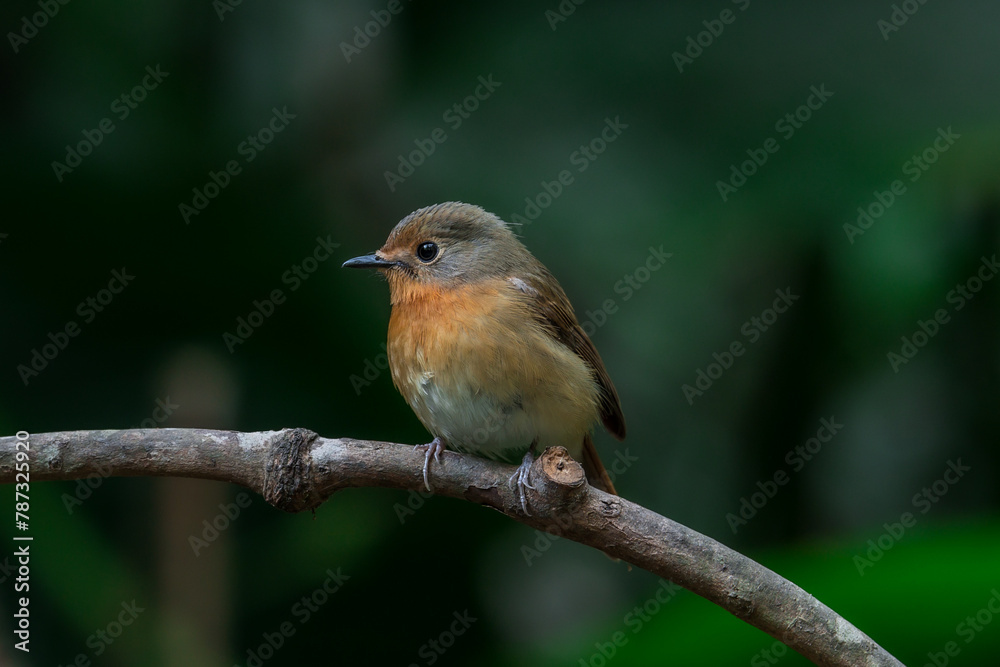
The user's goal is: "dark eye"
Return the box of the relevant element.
[416,241,439,263]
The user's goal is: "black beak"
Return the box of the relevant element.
[342,254,397,269]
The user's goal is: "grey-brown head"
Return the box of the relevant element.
[342,202,536,297]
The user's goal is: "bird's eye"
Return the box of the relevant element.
[416,241,439,263]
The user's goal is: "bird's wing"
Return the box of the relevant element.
[508,273,626,441]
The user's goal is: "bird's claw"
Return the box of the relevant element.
[508,450,536,515]
[414,437,446,491]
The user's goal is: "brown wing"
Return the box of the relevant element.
[514,269,626,441]
[582,433,618,494]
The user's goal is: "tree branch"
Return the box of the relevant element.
[0,428,901,666]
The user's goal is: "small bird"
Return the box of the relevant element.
[343,202,626,512]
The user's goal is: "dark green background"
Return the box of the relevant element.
[2,1,998,665]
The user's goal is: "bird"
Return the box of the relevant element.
[342,202,626,513]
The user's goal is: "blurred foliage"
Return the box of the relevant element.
[1,0,999,665]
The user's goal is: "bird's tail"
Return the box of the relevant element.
[581,432,617,495]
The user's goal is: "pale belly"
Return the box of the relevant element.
[408,375,586,463]
[386,280,601,463]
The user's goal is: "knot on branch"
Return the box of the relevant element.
[263,428,320,512]
[537,446,587,489]
[524,446,589,516]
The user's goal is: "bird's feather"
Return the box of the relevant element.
[513,266,627,441]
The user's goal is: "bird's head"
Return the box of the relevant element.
[343,202,529,302]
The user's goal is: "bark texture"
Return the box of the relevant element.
[0,428,902,667]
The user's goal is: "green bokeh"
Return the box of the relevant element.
[2,1,998,665]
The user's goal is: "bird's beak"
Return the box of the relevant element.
[342,253,397,269]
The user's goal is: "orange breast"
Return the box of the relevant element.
[385,278,600,461]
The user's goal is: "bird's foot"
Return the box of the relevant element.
[414,437,447,491]
[508,450,537,515]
